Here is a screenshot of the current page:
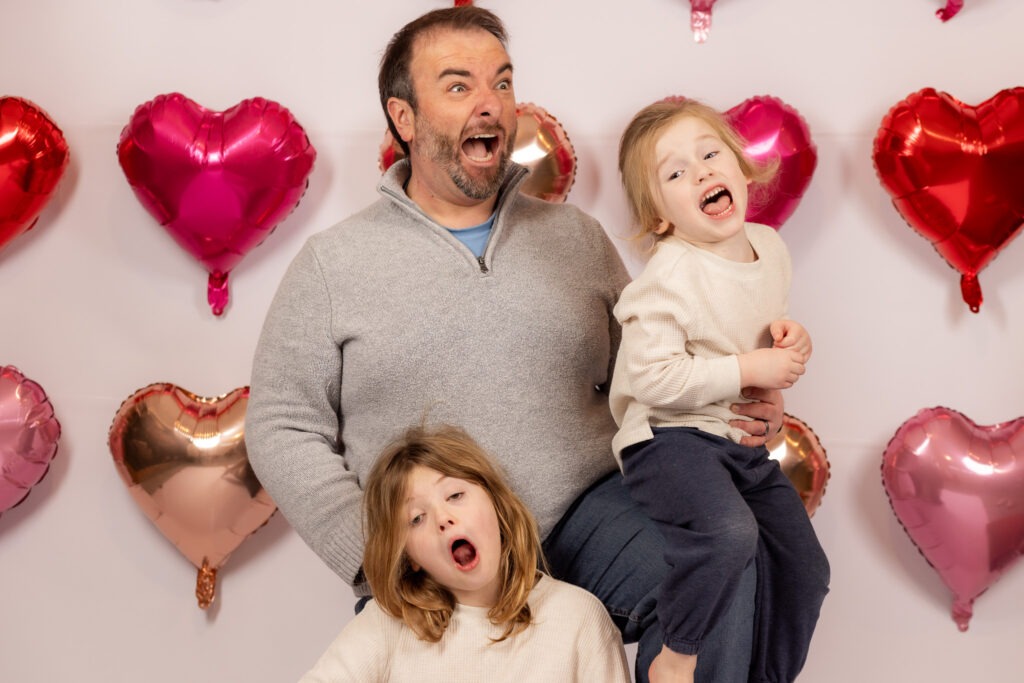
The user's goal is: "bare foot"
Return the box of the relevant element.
[648,645,697,683]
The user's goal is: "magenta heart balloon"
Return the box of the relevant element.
[881,406,1024,631]
[117,93,316,315]
[0,365,61,516]
[726,96,817,229]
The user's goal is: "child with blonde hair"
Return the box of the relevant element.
[610,99,829,683]
[300,423,630,682]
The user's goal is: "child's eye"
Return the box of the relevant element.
[667,170,683,181]
[409,513,424,527]
[704,151,719,160]
[448,491,464,501]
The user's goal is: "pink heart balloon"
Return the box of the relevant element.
[663,95,817,229]
[117,93,316,316]
[881,406,1024,631]
[0,365,61,516]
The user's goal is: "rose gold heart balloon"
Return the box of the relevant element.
[108,383,276,608]
[0,365,61,516]
[767,413,830,517]
[378,101,577,202]
[882,407,1024,631]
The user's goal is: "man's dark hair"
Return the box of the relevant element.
[378,7,509,156]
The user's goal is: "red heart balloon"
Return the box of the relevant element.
[662,95,817,229]
[108,383,277,608]
[378,101,577,203]
[0,365,61,516]
[881,406,1024,631]
[937,0,964,21]
[766,413,830,517]
[117,93,316,315]
[872,88,1024,313]
[0,97,69,253]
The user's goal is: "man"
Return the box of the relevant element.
[246,7,783,682]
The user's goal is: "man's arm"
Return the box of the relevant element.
[246,243,365,583]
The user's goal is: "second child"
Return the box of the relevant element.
[610,99,830,683]
[299,424,631,682]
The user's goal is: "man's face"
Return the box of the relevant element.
[397,27,517,207]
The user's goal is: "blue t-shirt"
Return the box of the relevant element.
[447,215,495,258]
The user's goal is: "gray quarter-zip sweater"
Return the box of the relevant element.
[246,160,629,593]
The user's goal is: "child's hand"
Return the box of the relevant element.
[738,347,806,390]
[770,319,812,362]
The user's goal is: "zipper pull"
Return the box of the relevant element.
[477,256,489,273]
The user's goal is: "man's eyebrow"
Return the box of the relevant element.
[438,62,513,80]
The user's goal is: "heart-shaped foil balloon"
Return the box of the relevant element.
[766,413,830,517]
[662,95,817,229]
[117,93,316,316]
[0,97,70,253]
[881,406,1024,631]
[872,87,1024,313]
[0,366,61,516]
[378,101,577,203]
[108,383,276,608]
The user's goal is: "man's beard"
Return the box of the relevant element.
[414,117,516,200]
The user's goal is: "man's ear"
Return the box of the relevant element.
[387,97,415,144]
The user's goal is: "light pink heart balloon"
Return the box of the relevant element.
[117,93,316,315]
[0,365,61,516]
[881,406,1024,631]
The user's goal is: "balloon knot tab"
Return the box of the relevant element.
[960,274,982,313]
[691,10,711,42]
[196,559,218,609]
[207,272,230,317]
[936,1,964,21]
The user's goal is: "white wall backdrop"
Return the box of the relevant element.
[2,1,1023,681]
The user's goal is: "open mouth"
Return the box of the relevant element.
[451,538,479,569]
[461,133,499,162]
[700,186,734,217]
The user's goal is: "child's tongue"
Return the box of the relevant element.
[452,540,477,567]
[702,193,732,216]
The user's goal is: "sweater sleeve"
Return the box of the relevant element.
[245,242,365,584]
[596,220,632,394]
[616,265,741,412]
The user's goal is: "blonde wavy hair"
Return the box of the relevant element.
[618,98,777,241]
[362,423,542,643]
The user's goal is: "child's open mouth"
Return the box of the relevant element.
[700,186,733,216]
[451,538,479,569]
